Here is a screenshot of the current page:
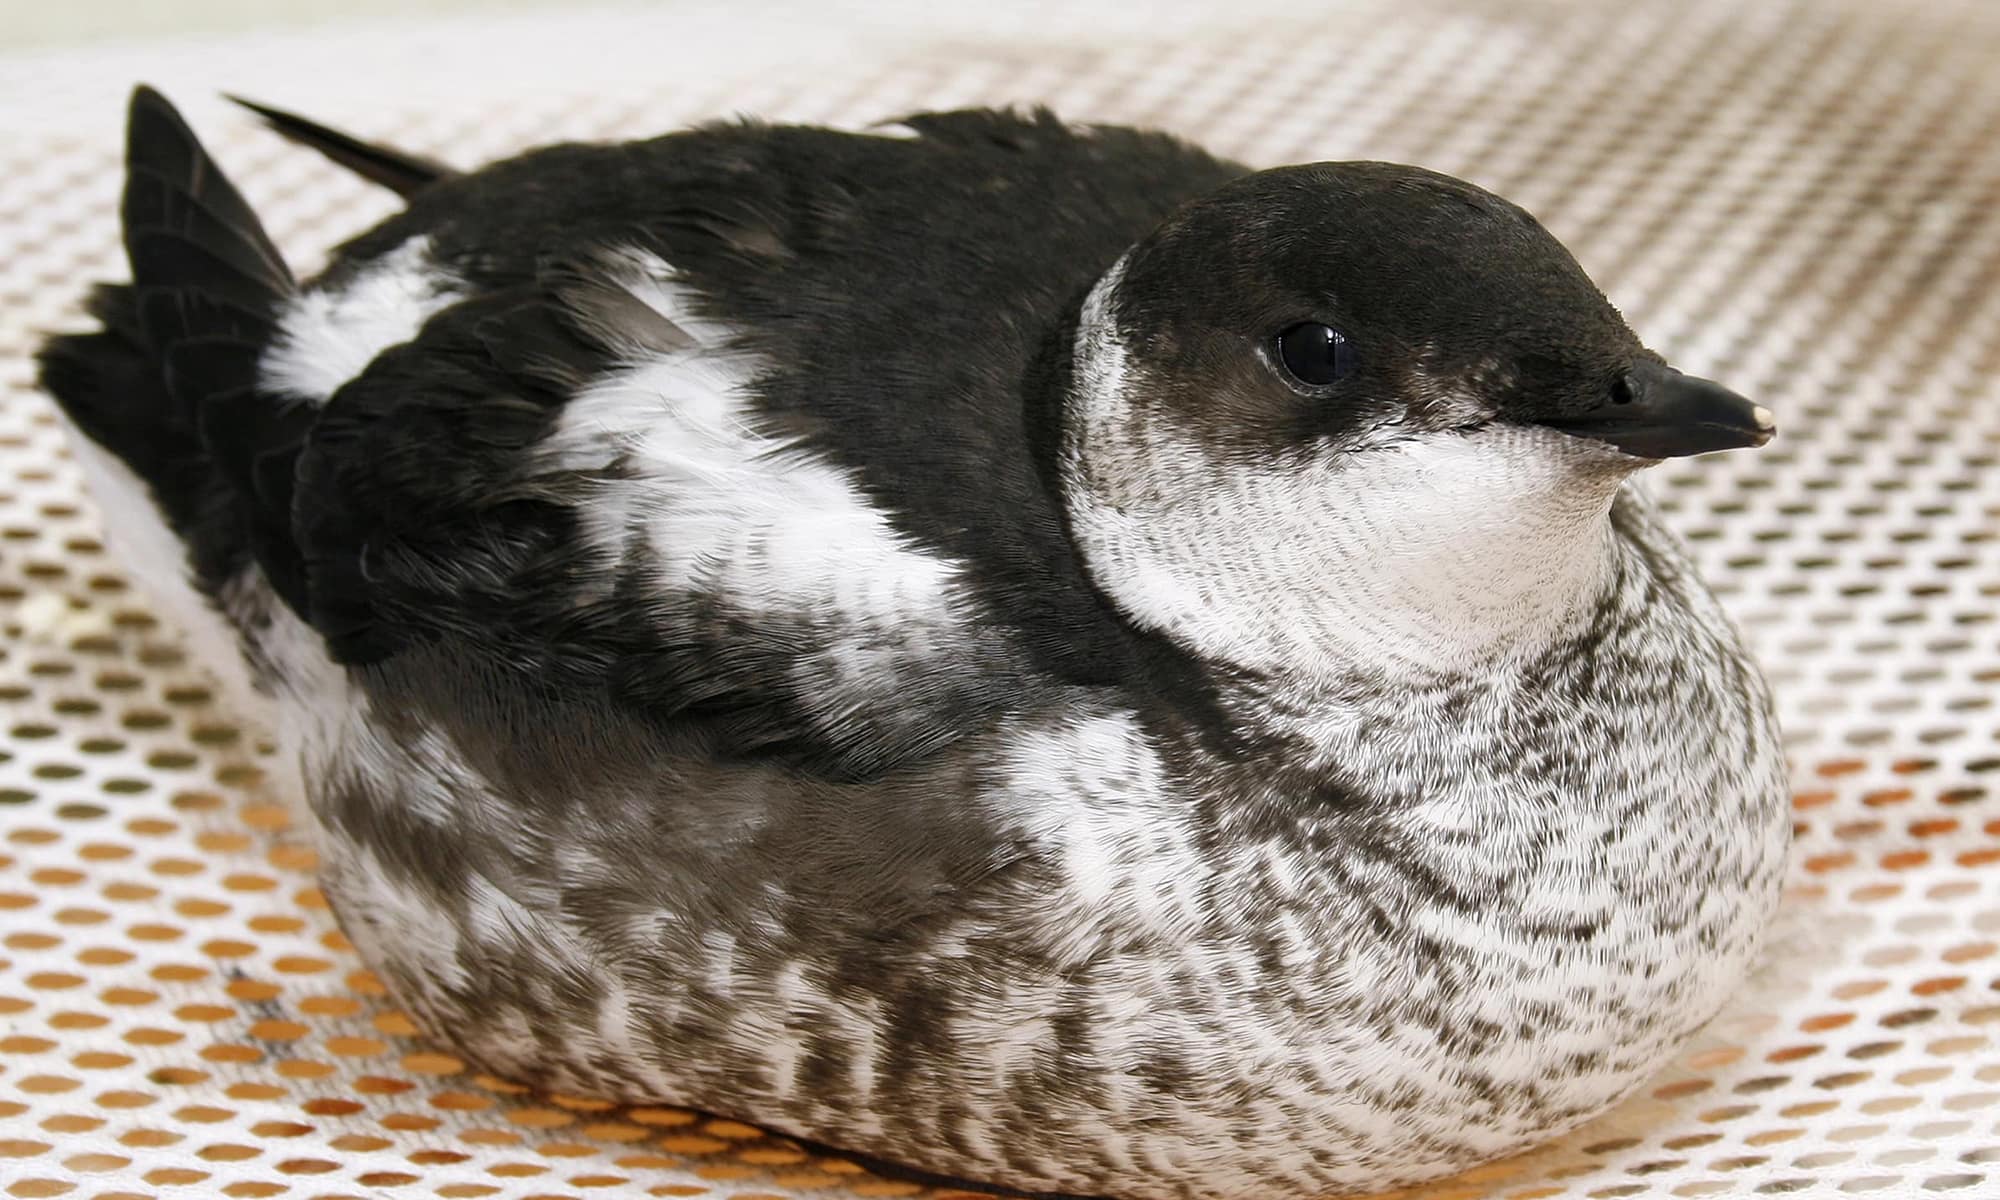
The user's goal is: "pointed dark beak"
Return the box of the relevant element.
[1538,361,1775,459]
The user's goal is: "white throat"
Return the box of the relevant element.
[1061,261,1636,679]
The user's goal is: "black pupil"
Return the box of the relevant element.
[1276,323,1355,386]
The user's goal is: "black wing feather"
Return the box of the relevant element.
[295,284,590,664]
[123,89,293,296]
[122,165,293,290]
[228,94,455,199]
[294,252,1028,778]
[114,86,309,611]
[39,88,304,608]
[282,112,1246,770]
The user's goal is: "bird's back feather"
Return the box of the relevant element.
[276,108,1248,772]
[42,90,1247,775]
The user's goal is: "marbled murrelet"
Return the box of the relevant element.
[38,87,1790,1199]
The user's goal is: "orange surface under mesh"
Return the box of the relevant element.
[2,0,1999,1196]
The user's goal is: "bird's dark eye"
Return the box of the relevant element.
[1273,322,1357,388]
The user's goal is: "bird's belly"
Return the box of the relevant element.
[306,762,1787,1200]
[288,644,1793,1200]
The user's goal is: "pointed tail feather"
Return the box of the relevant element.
[37,85,315,703]
[228,94,455,199]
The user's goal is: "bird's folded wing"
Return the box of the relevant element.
[295,251,1024,779]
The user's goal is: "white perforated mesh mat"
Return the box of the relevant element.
[3,0,1999,1196]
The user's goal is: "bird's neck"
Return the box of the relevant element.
[1065,427,1637,682]
[1276,441,1630,675]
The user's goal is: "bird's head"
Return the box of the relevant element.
[1060,162,1773,677]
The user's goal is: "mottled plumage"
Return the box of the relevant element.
[36,87,1789,1199]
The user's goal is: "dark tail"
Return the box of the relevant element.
[227,94,455,199]
[37,85,313,624]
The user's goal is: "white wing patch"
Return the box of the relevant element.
[542,250,963,630]
[260,236,464,405]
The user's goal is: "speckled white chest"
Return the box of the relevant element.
[916,634,1791,1194]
